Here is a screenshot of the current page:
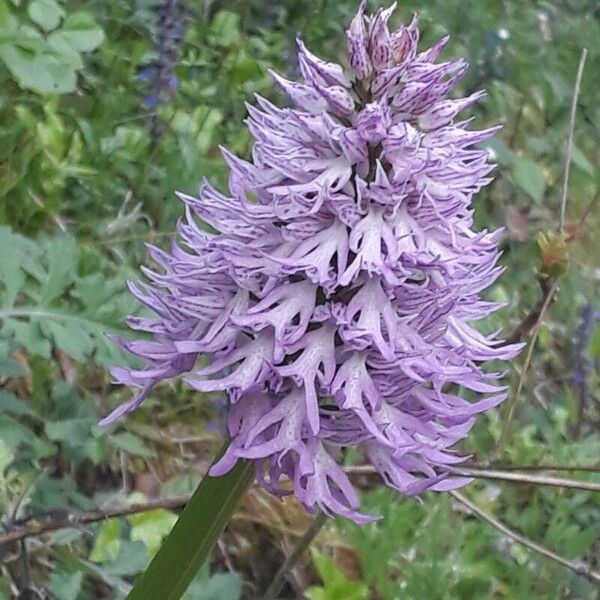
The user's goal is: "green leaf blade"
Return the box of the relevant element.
[126,452,253,600]
[511,159,547,203]
[28,0,65,32]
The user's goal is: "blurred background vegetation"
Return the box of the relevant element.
[0,0,599,598]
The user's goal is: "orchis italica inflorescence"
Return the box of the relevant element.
[103,2,522,522]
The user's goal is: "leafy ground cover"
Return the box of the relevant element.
[0,1,599,598]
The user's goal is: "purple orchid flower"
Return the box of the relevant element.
[103,2,522,522]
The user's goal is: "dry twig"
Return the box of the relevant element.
[263,511,328,600]
[344,464,600,492]
[504,277,557,346]
[0,495,192,547]
[497,47,588,452]
[450,490,600,585]
[560,48,588,232]
[495,278,560,456]
[465,462,600,473]
[455,467,600,492]
[3,459,600,548]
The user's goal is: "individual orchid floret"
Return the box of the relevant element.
[103,2,522,522]
[277,323,337,434]
[356,99,392,144]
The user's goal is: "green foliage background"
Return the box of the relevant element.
[0,0,599,598]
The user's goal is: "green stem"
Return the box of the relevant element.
[126,448,253,600]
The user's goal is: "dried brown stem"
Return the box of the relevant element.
[504,277,557,345]
[450,490,600,585]
[464,462,600,473]
[0,494,192,547]
[263,511,328,600]
[494,278,560,457]
[2,462,599,548]
[560,48,588,232]
[344,464,600,492]
[455,468,600,492]
[499,48,588,444]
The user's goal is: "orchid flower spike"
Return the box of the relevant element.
[103,2,522,523]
